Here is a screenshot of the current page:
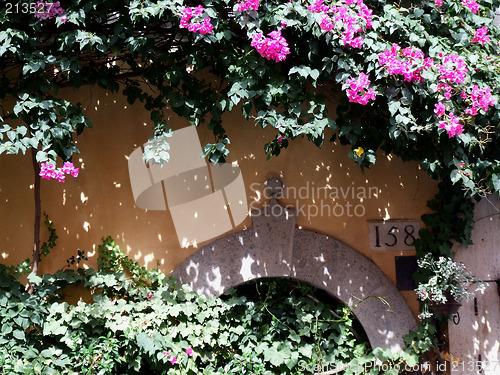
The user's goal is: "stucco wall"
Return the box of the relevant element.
[0,85,438,316]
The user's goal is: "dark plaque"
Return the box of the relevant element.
[395,256,418,291]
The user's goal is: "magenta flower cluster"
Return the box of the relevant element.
[434,83,495,137]
[434,103,463,138]
[173,0,494,141]
[462,0,480,13]
[180,6,214,35]
[471,26,490,45]
[438,54,468,84]
[463,85,495,116]
[308,0,329,13]
[378,44,434,82]
[162,347,194,366]
[345,72,376,105]
[39,162,79,183]
[381,52,465,105]
[308,0,373,49]
[34,1,66,21]
[436,82,454,100]
[377,42,495,138]
[320,16,334,31]
[434,102,446,116]
[434,0,479,12]
[236,0,260,12]
[251,30,290,62]
[438,113,464,138]
[434,80,495,137]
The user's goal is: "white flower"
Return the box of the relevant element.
[415,253,485,318]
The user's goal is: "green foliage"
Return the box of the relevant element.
[97,236,166,289]
[414,181,476,261]
[0,238,381,375]
[403,320,438,354]
[0,0,499,198]
[1,0,498,369]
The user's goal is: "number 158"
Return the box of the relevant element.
[374,224,416,248]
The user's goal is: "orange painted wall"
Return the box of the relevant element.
[0,85,438,316]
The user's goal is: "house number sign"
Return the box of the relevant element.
[368,220,420,251]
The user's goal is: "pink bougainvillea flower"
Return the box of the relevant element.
[345,72,376,105]
[39,162,79,182]
[338,14,364,48]
[436,83,453,100]
[435,0,443,7]
[236,0,259,12]
[39,162,55,180]
[64,162,79,178]
[186,347,194,357]
[61,161,73,174]
[307,0,329,13]
[179,6,213,35]
[309,0,372,48]
[477,88,495,111]
[251,30,290,62]
[462,0,479,13]
[54,170,66,183]
[189,18,213,35]
[278,136,284,143]
[378,44,432,82]
[169,355,177,365]
[358,4,373,29]
[439,113,464,138]
[320,16,334,31]
[471,27,490,46]
[344,35,363,48]
[465,106,478,116]
[437,54,468,84]
[434,102,445,116]
[464,85,495,115]
[34,1,66,20]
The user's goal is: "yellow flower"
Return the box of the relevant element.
[354,147,364,157]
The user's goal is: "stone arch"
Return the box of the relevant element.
[171,188,417,351]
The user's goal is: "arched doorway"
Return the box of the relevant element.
[171,191,417,351]
[226,276,371,346]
